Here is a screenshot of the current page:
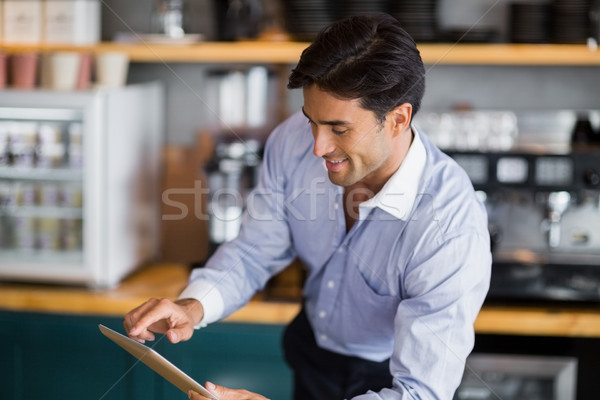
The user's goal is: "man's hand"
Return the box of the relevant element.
[123,297,204,344]
[189,382,270,400]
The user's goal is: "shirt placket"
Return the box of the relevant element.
[312,190,365,347]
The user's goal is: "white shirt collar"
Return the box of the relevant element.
[359,126,427,221]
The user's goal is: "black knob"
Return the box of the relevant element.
[584,168,600,186]
[488,222,502,252]
[571,114,595,146]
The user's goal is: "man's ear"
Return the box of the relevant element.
[388,103,412,137]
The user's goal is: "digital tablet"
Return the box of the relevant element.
[98,324,219,400]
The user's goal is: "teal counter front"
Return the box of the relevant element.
[0,310,292,400]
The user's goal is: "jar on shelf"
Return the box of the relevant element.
[151,0,186,38]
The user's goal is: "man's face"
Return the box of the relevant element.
[302,85,398,189]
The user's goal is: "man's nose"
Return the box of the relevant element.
[313,129,335,157]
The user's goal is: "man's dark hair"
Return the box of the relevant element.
[288,13,426,123]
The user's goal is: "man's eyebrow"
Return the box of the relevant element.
[301,106,349,126]
[301,107,312,122]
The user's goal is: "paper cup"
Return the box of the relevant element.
[10,53,39,89]
[76,52,93,90]
[38,53,52,89]
[48,52,81,91]
[0,53,7,89]
[95,52,129,88]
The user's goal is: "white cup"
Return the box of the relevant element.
[47,52,81,91]
[95,52,129,88]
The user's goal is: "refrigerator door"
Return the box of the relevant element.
[0,82,164,287]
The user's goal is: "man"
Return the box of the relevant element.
[125,13,491,400]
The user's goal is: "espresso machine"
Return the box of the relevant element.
[450,149,600,303]
[204,138,263,257]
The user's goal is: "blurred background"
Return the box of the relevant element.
[1,1,600,399]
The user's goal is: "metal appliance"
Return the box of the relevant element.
[450,149,600,302]
[454,353,577,400]
[204,138,262,257]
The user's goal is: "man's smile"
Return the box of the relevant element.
[325,158,348,172]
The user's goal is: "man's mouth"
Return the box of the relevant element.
[325,158,348,172]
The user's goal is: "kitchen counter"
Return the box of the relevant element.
[1,263,600,338]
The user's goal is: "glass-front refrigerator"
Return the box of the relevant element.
[0,82,164,288]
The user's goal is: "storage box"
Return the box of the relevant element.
[3,0,43,44]
[44,0,100,44]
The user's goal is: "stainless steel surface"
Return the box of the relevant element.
[205,139,262,251]
[486,186,600,264]
[547,191,571,248]
[455,353,577,400]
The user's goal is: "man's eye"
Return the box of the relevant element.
[332,128,347,135]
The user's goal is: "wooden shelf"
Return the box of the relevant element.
[1,42,600,65]
[420,43,600,66]
[0,41,309,64]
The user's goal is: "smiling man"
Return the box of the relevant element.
[125,13,492,400]
[301,86,414,232]
[301,88,411,189]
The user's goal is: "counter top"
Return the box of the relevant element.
[1,263,599,338]
[0,263,301,324]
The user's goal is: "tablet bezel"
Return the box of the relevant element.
[99,324,219,400]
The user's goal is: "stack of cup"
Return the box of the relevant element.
[94,52,130,88]
[0,50,129,90]
[10,53,40,89]
[0,53,7,89]
[40,52,94,90]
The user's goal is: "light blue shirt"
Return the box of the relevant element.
[180,111,492,400]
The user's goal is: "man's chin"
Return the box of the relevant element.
[327,171,356,187]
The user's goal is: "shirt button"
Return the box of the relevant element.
[319,310,327,319]
[337,247,345,253]
[320,333,328,341]
[333,203,339,210]
[327,280,335,289]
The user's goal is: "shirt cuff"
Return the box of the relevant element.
[178,279,225,329]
